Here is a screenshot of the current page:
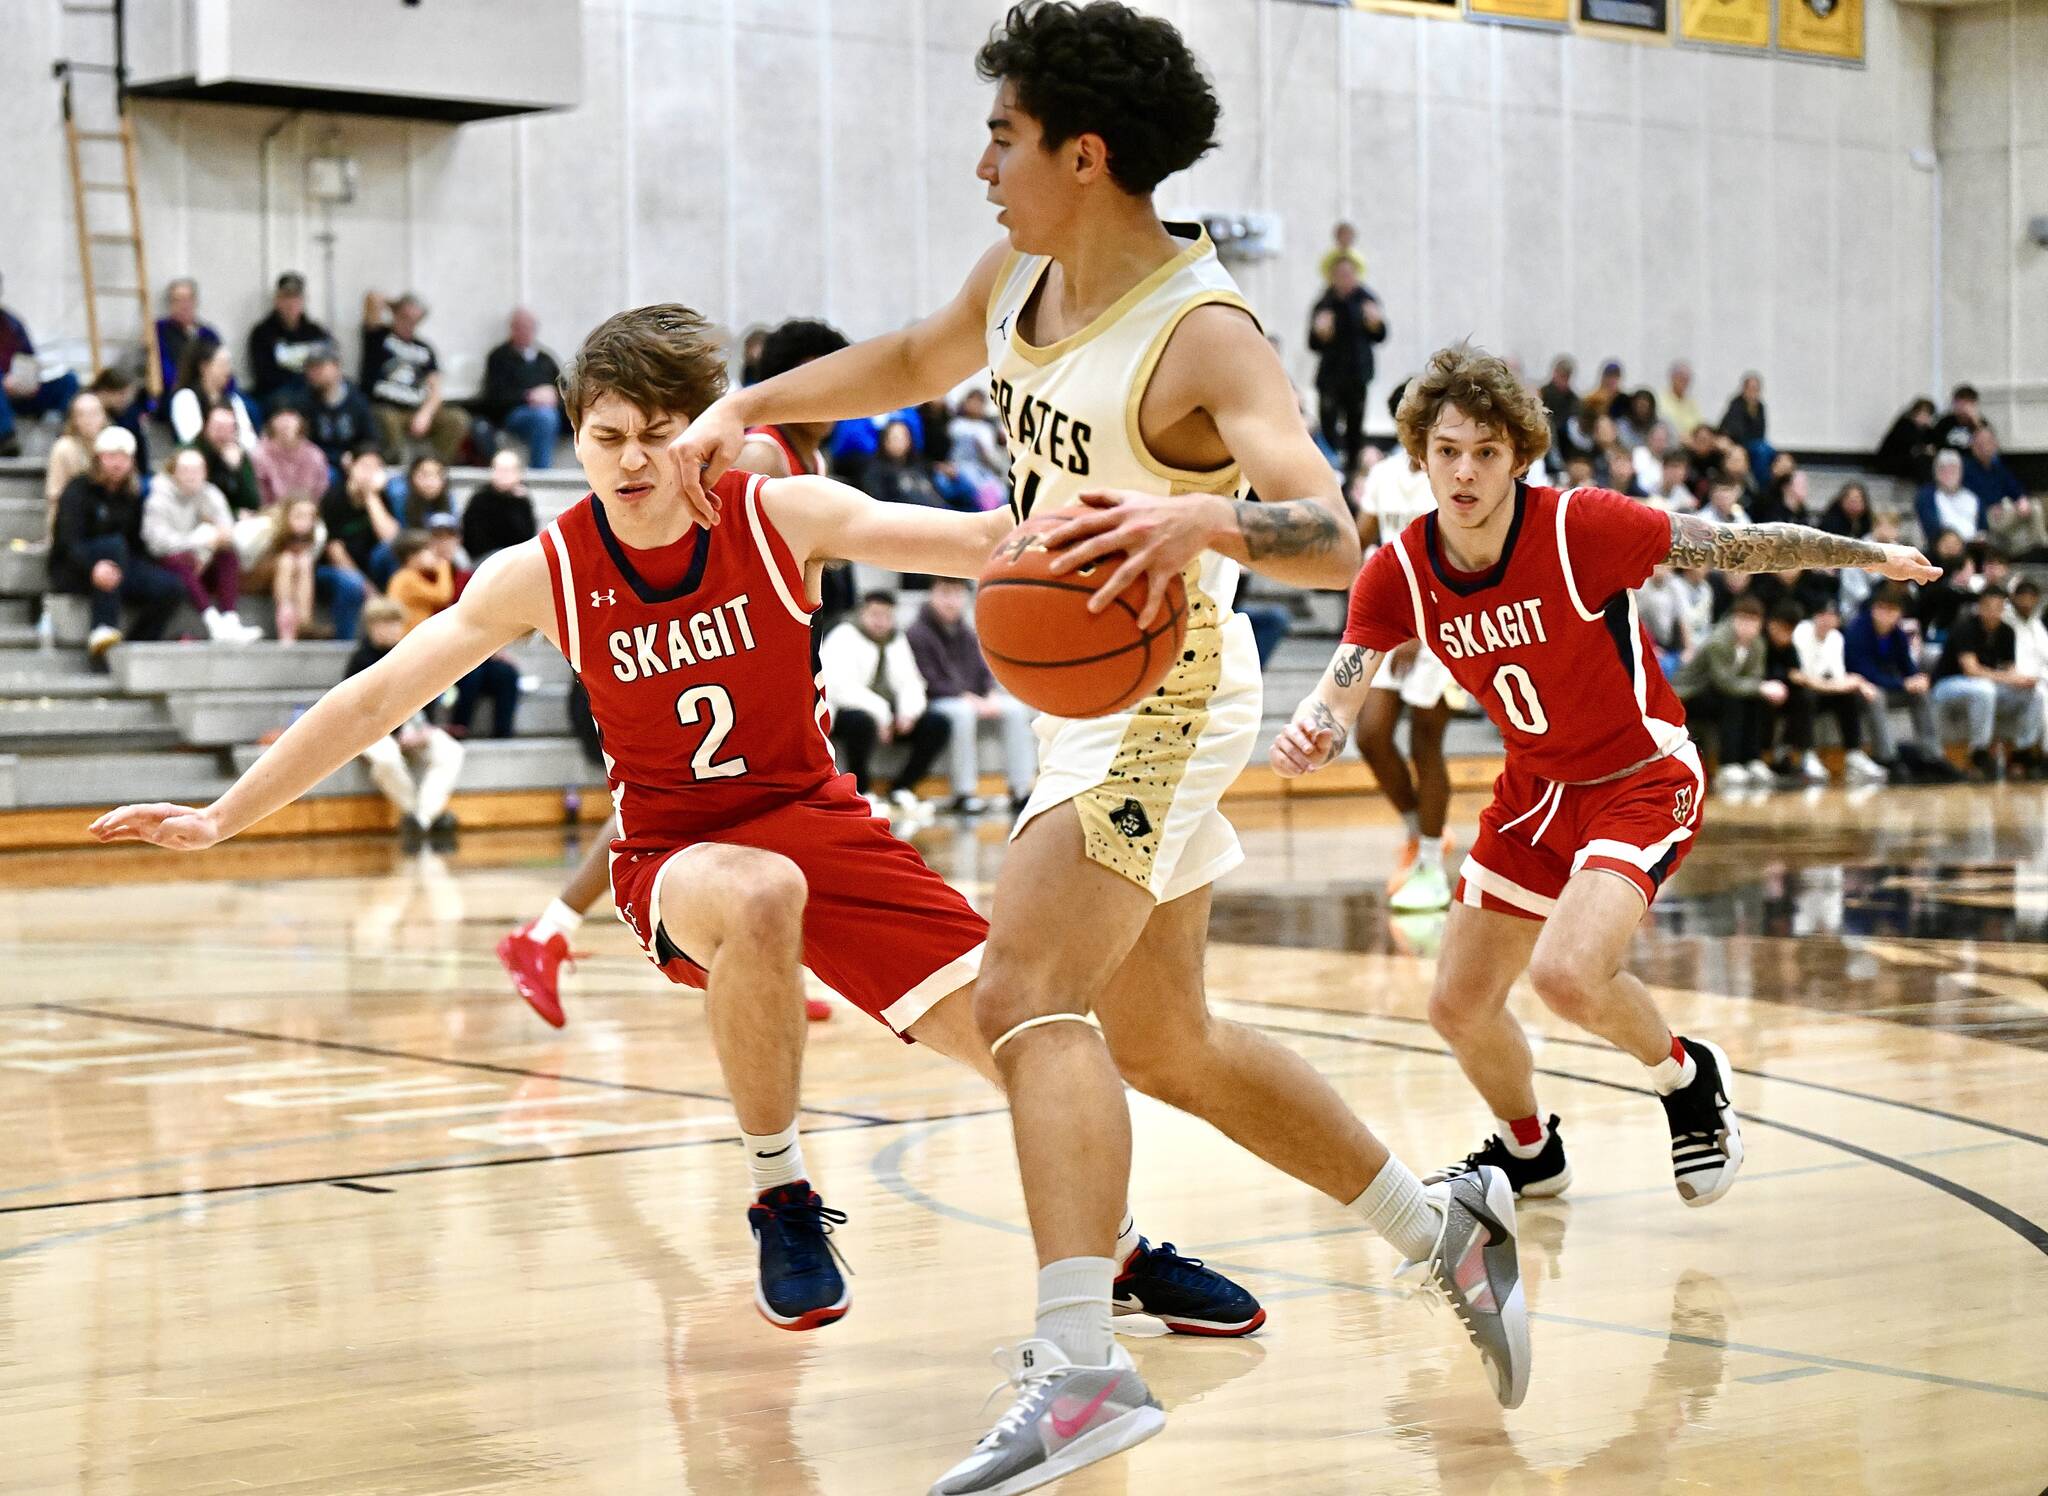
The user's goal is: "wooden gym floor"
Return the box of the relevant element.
[2,784,2045,1494]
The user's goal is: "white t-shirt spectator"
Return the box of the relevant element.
[169,387,258,448]
[1928,483,1984,541]
[1359,454,1436,545]
[819,620,928,724]
[1671,572,1715,654]
[2012,606,2048,679]
[1792,619,1850,686]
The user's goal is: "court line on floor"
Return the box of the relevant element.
[34,1001,891,1125]
[1218,995,2048,1150]
[0,1105,1011,1218]
[866,1115,2048,1406]
[1243,1016,2048,1257]
[0,1184,323,1264]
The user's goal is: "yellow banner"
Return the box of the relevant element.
[1466,0,1572,27]
[1777,0,1862,61]
[1351,0,1459,16]
[1680,0,1769,48]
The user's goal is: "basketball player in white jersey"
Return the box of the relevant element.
[1355,380,1462,913]
[673,6,1531,1489]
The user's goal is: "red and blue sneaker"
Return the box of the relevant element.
[1113,1238,1266,1337]
[748,1181,851,1332]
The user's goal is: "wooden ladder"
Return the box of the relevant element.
[56,41,157,397]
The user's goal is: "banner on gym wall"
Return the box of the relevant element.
[1578,0,1670,39]
[1777,0,1862,62]
[1466,0,1572,28]
[1679,0,1769,49]
[1351,0,1459,17]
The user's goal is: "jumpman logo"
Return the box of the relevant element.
[591,589,616,607]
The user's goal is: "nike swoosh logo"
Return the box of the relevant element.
[1049,1380,1118,1440]
[754,1144,793,1159]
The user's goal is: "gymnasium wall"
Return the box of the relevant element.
[0,0,1963,451]
[1934,0,2048,450]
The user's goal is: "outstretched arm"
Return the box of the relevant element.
[1666,512,1939,581]
[90,544,550,850]
[1269,641,1386,777]
[761,474,1012,580]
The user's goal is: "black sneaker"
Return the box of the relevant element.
[1423,1115,1572,1198]
[1113,1238,1266,1336]
[428,811,459,850]
[1660,1037,1744,1207]
[747,1181,850,1331]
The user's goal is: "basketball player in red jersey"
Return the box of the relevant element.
[91,303,1265,1344]
[498,318,851,1028]
[1274,345,1938,1207]
[672,8,1534,1489]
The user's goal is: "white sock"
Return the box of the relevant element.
[1113,1210,1141,1266]
[740,1121,806,1195]
[1648,1040,1698,1096]
[1400,809,1422,839]
[1495,1115,1547,1159]
[1413,835,1444,874]
[531,897,583,944]
[1350,1156,1443,1262]
[1035,1257,1115,1367]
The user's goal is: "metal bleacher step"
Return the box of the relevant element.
[4,748,234,809]
[0,544,49,598]
[0,694,176,752]
[169,682,575,747]
[0,500,45,544]
[111,641,355,695]
[228,735,602,798]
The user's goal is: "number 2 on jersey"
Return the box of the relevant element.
[675,685,749,779]
[1492,663,1550,735]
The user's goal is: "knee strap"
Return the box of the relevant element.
[989,1012,1098,1058]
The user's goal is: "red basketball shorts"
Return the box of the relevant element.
[610,782,987,1040]
[1455,741,1706,921]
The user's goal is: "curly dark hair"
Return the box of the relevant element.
[976,2,1220,196]
[1396,343,1552,473]
[755,318,849,384]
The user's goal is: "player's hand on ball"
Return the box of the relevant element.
[667,399,743,528]
[1270,700,1345,777]
[1043,489,1229,629]
[1871,543,1940,583]
[88,802,224,851]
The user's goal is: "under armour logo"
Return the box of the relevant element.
[591,589,616,606]
[1110,798,1152,840]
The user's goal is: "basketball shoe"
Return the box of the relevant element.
[1423,1115,1572,1198]
[928,1339,1164,1495]
[748,1180,850,1331]
[498,922,577,1028]
[1112,1238,1265,1336]
[1395,1165,1532,1409]
[1660,1037,1743,1206]
[1389,861,1451,912]
[1386,832,1456,894]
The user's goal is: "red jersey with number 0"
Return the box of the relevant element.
[538,469,835,850]
[1342,484,1689,782]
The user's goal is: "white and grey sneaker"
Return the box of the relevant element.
[1661,1036,1744,1207]
[929,1339,1164,1496]
[1395,1165,1532,1410]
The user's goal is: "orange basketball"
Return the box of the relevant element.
[976,513,1188,718]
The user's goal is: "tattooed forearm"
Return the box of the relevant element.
[1231,499,1341,562]
[1306,699,1349,757]
[1331,646,1368,689]
[1667,512,1888,573]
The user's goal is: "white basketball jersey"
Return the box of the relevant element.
[984,223,1255,632]
[1361,452,1437,541]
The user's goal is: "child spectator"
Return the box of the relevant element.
[144,447,260,641]
[346,598,465,849]
[246,495,324,645]
[251,405,330,510]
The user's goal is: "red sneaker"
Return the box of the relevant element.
[498,923,574,1028]
[806,997,832,1022]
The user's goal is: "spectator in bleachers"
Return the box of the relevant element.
[391,455,454,529]
[1675,595,1779,789]
[49,426,182,659]
[461,449,538,564]
[388,521,518,740]
[1703,476,1750,527]
[42,390,107,530]
[480,308,564,468]
[1968,425,2045,560]
[1915,450,1986,544]
[1931,383,1983,461]
[319,446,394,641]
[168,340,257,447]
[1605,449,1649,500]
[387,528,453,632]
[1649,452,1696,512]
[347,598,465,851]
[1931,584,2043,781]
[1683,420,1725,493]
[907,577,1036,814]
[295,344,375,470]
[820,590,951,817]
[1760,601,1824,783]
[1632,418,1674,482]
[1839,510,1904,619]
[1638,567,1691,677]
[1792,599,1887,784]
[1660,360,1703,440]
[361,292,468,463]
[1876,396,1938,481]
[90,367,149,472]
[1914,528,1976,640]
[829,405,925,486]
[0,272,83,456]
[2012,581,2048,749]
[1720,444,1760,509]
[191,403,262,517]
[251,405,329,511]
[153,277,220,411]
[1754,464,1813,526]
[245,272,332,415]
[1307,257,1386,479]
[1319,220,1368,283]
[946,387,1008,507]
[1580,360,1626,423]
[1821,481,1872,539]
[1615,389,1659,450]
[1720,372,1769,454]
[1538,356,1579,457]
[861,419,971,513]
[1844,584,1946,781]
[739,326,770,387]
[144,447,259,642]
[245,495,323,645]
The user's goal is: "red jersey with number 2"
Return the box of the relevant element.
[1343,484,1689,782]
[537,469,836,850]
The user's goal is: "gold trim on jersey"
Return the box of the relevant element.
[1122,289,1261,489]
[1005,228,1216,369]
